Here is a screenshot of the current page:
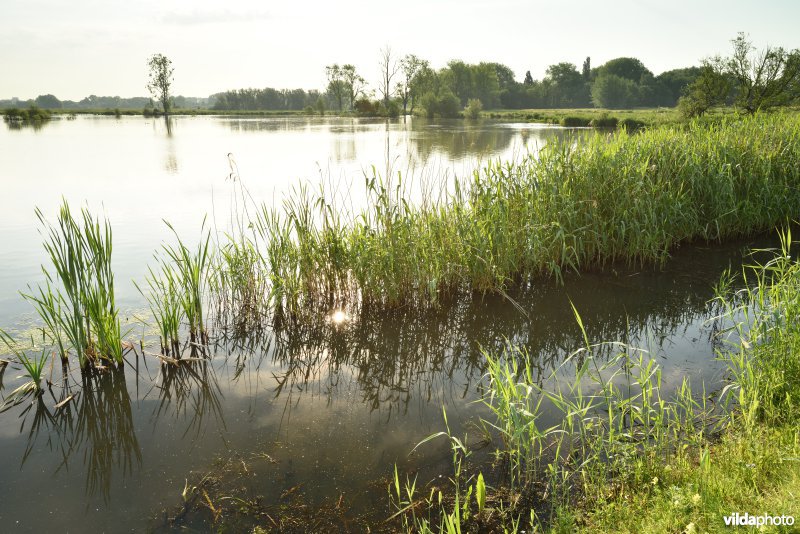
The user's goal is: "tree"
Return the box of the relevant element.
[727,32,800,113]
[378,46,400,107]
[545,62,588,107]
[596,57,652,83]
[326,64,346,111]
[341,64,366,111]
[473,63,501,108]
[485,62,516,91]
[656,67,702,106]
[446,60,474,105]
[146,54,174,116]
[582,57,591,80]
[678,60,730,117]
[397,54,428,115]
[437,90,461,118]
[523,71,534,85]
[591,73,637,108]
[34,94,61,109]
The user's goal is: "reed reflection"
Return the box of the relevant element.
[148,361,226,442]
[18,366,142,502]
[216,237,739,421]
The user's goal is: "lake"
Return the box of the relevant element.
[0,115,761,531]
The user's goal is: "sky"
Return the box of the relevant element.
[2,0,799,100]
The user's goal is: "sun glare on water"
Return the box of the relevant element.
[329,310,349,324]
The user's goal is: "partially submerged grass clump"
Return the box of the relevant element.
[0,331,49,411]
[22,201,122,369]
[136,262,184,356]
[136,219,213,357]
[162,221,212,345]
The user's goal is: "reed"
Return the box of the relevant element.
[135,262,184,356]
[0,331,49,411]
[161,220,212,344]
[22,201,122,368]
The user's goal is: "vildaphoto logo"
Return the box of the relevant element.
[723,512,795,527]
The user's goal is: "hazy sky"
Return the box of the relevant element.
[2,0,799,100]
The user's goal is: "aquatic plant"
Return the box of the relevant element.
[0,331,49,411]
[162,220,212,345]
[135,261,184,356]
[22,201,122,368]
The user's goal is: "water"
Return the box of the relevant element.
[0,115,763,531]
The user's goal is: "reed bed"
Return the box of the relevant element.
[242,112,800,318]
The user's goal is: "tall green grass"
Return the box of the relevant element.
[22,201,122,368]
[247,113,800,317]
[163,221,212,345]
[137,220,213,353]
[135,262,184,356]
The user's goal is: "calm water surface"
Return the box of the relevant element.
[0,115,758,531]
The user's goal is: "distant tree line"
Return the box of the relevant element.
[211,88,323,111]
[6,34,796,117]
[0,94,211,110]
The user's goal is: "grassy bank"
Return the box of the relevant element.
[579,236,800,533]
[484,107,752,128]
[390,234,800,533]
[232,112,800,321]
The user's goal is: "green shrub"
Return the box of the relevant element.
[560,116,591,127]
[3,106,51,122]
[619,117,645,131]
[590,115,619,128]
[386,100,400,118]
[354,98,379,116]
[420,92,438,118]
[437,91,461,118]
[465,98,483,119]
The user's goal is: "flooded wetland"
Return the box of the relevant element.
[0,115,794,532]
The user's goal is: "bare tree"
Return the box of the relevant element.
[378,46,400,107]
[396,54,428,115]
[147,54,174,116]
